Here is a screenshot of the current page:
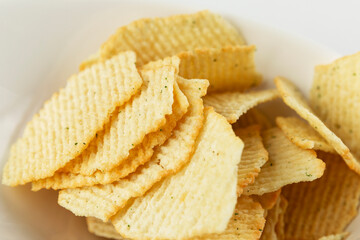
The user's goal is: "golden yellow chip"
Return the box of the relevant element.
[283,152,360,240]
[111,109,244,239]
[276,116,334,153]
[86,196,265,240]
[275,76,360,174]
[2,52,143,186]
[233,108,273,130]
[311,53,360,169]
[80,10,245,69]
[179,45,262,93]
[252,189,281,210]
[32,81,189,190]
[58,78,209,221]
[318,232,349,240]
[243,128,325,195]
[61,58,178,176]
[234,125,268,195]
[204,89,278,123]
[86,217,125,240]
[260,195,288,240]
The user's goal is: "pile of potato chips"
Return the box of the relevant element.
[2,11,360,240]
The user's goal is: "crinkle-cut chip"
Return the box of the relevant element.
[276,116,334,153]
[80,10,245,69]
[234,125,268,195]
[1,52,142,186]
[275,76,360,174]
[190,196,265,240]
[310,53,360,169]
[86,217,126,240]
[62,58,178,176]
[178,45,262,93]
[233,108,273,130]
[58,78,209,222]
[86,196,265,240]
[260,195,288,240]
[252,189,281,210]
[204,89,278,123]
[283,152,360,240]
[32,81,189,190]
[243,128,325,195]
[111,109,244,240]
[318,232,349,240]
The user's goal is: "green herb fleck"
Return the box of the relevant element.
[316,86,320,90]
[75,142,78,145]
[171,196,173,199]
[65,127,69,130]
[83,142,86,145]
[198,88,201,90]
[349,129,353,134]
[259,229,262,232]
[127,225,130,228]
[165,77,167,80]
[234,213,239,215]
[305,172,312,177]
[165,86,167,88]
[270,163,273,166]
[96,133,98,138]
[353,73,357,76]
[317,93,321,98]
[213,58,217,62]
[192,20,196,24]
[335,123,341,129]
[271,135,276,139]
[160,129,163,131]
[132,144,134,146]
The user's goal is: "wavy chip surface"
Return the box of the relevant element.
[80,10,245,69]
[2,52,142,186]
[252,189,282,210]
[234,125,268,195]
[179,45,262,93]
[58,78,208,221]
[276,116,334,153]
[233,108,273,130]
[275,76,360,174]
[32,81,189,190]
[111,109,243,240]
[61,58,177,176]
[244,128,325,195]
[204,89,278,123]
[311,53,360,169]
[283,152,360,240]
[86,217,125,240]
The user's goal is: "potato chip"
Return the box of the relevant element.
[276,116,334,153]
[86,196,265,240]
[318,232,349,240]
[58,78,209,221]
[80,10,245,69]
[32,81,189,190]
[260,195,288,240]
[204,89,278,123]
[283,152,360,240]
[61,58,178,176]
[252,189,281,210]
[274,76,360,174]
[310,53,360,169]
[233,108,273,130]
[2,52,143,186]
[86,217,125,240]
[234,125,268,195]
[111,109,243,239]
[179,45,262,93]
[243,128,325,195]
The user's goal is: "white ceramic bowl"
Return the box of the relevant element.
[1,1,357,239]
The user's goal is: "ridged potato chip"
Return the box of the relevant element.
[283,152,360,240]
[275,76,360,174]
[111,109,243,240]
[61,58,178,176]
[311,52,360,170]
[32,81,189,190]
[58,78,208,221]
[2,52,142,186]
[179,45,262,93]
[276,116,334,153]
[80,10,245,69]
[260,195,288,240]
[204,89,278,123]
[243,128,325,195]
[234,125,268,195]
[233,108,273,130]
[86,196,265,240]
